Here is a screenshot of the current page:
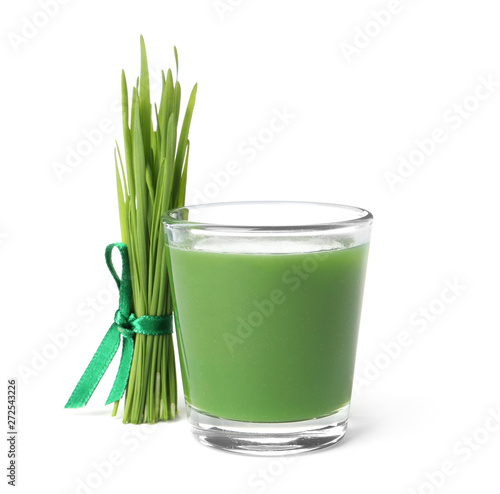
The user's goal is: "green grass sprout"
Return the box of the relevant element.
[114,36,197,424]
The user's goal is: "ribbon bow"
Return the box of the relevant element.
[65,242,173,409]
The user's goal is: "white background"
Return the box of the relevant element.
[2,1,500,493]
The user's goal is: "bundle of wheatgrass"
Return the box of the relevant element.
[113,36,197,423]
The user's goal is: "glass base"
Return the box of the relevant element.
[186,403,350,456]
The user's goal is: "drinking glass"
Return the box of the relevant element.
[163,201,372,455]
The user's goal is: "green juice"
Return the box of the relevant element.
[167,242,370,423]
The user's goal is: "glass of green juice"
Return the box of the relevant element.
[163,201,372,455]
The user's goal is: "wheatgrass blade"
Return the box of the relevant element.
[172,84,197,207]
[148,335,159,422]
[114,151,128,245]
[174,46,179,79]
[131,90,149,317]
[121,71,134,200]
[167,336,176,418]
[139,36,152,168]
[178,140,190,208]
[141,335,153,422]
[173,82,181,130]
[116,144,128,197]
[115,39,196,424]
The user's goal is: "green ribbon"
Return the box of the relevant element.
[65,242,173,409]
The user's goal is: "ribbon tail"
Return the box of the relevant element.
[65,325,121,408]
[105,335,134,405]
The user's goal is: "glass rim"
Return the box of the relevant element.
[162,201,373,233]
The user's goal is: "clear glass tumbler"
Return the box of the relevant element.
[163,201,372,455]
